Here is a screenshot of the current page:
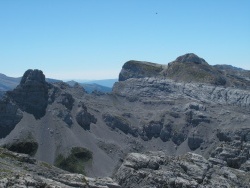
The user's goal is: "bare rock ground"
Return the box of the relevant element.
[115,151,250,187]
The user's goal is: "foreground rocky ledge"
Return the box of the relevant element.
[0,147,120,188]
[1,145,250,187]
[114,152,250,188]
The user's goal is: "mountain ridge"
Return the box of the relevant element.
[119,53,250,89]
[0,53,250,187]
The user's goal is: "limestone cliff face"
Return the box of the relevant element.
[113,77,250,107]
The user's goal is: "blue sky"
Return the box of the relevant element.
[0,1,249,80]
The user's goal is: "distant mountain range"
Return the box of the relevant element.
[0,73,117,93]
[66,80,115,93]
[0,73,21,91]
[73,79,117,88]
[0,74,62,91]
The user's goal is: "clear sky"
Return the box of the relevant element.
[0,0,249,80]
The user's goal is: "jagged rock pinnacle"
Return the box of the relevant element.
[8,69,49,119]
[20,69,46,85]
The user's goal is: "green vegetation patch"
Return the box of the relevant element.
[55,147,92,174]
[40,161,52,169]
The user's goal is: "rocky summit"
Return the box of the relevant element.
[0,54,250,187]
[7,69,49,119]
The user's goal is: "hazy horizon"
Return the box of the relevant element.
[1,1,249,80]
[0,71,118,82]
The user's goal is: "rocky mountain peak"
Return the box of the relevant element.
[7,69,49,119]
[20,69,46,86]
[175,53,208,65]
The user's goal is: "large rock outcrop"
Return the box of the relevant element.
[102,112,137,136]
[7,69,49,119]
[76,102,97,130]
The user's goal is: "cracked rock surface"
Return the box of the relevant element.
[114,151,250,188]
